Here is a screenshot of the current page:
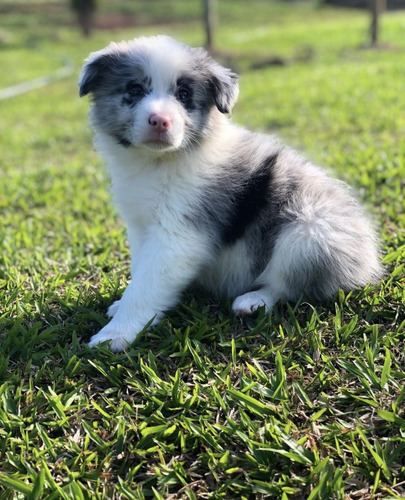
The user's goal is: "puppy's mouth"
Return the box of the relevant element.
[141,132,180,151]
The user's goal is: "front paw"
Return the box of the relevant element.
[107,300,121,318]
[88,324,138,352]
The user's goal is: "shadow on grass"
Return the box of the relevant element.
[0,278,391,386]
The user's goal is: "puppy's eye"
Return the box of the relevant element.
[177,86,192,104]
[127,83,144,97]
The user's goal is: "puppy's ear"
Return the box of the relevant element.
[191,47,239,114]
[79,50,115,97]
[210,67,239,114]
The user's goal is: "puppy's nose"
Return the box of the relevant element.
[148,113,172,132]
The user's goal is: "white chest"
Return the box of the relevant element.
[110,162,200,232]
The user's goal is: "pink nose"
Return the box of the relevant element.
[148,113,172,132]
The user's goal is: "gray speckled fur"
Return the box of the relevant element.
[193,131,382,301]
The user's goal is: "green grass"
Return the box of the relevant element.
[1,2,404,498]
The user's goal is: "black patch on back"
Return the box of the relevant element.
[220,154,278,244]
[193,152,285,256]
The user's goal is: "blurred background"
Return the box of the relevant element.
[1,0,404,87]
[1,0,405,132]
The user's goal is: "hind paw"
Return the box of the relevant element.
[232,290,274,316]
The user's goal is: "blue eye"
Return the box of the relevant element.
[177,86,192,103]
[128,83,144,97]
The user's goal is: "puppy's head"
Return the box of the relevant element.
[79,35,239,153]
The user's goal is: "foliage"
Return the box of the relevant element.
[0,2,404,498]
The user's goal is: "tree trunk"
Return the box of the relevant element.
[78,8,93,37]
[203,0,217,52]
[370,0,387,46]
[71,0,96,38]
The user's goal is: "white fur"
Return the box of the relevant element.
[88,125,236,350]
[232,290,274,316]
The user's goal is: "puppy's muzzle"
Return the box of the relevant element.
[148,113,172,132]
[142,112,174,146]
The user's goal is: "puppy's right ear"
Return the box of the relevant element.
[210,68,239,114]
[79,51,112,97]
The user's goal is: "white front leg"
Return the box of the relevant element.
[88,229,210,351]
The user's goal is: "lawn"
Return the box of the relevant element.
[0,1,404,498]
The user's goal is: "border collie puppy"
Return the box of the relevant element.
[79,35,382,351]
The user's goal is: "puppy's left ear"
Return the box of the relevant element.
[79,49,115,97]
[210,65,239,114]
